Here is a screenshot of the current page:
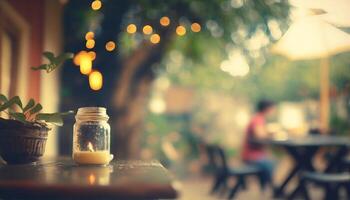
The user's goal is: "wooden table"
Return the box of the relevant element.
[256,135,350,198]
[0,157,179,199]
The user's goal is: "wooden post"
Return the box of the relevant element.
[320,58,330,133]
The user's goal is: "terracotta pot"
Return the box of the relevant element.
[0,118,49,164]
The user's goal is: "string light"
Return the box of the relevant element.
[191,23,201,32]
[73,51,87,66]
[126,24,137,34]
[176,25,186,36]
[89,70,103,91]
[160,16,170,27]
[79,53,92,75]
[86,39,95,49]
[142,25,153,35]
[150,34,160,44]
[91,0,102,10]
[88,51,96,60]
[105,41,116,51]
[85,32,95,40]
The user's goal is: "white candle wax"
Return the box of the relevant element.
[73,151,111,165]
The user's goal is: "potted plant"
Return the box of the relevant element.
[0,52,73,164]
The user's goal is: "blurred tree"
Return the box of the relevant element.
[62,0,290,158]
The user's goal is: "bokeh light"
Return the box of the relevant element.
[88,51,96,60]
[191,23,201,32]
[149,96,166,114]
[89,70,103,91]
[105,41,116,51]
[220,50,250,77]
[86,39,95,49]
[160,16,170,27]
[73,51,87,66]
[88,174,96,185]
[176,25,186,36]
[74,51,95,66]
[85,31,94,40]
[142,25,153,35]
[79,53,92,75]
[91,0,102,10]
[150,34,160,44]
[126,24,137,34]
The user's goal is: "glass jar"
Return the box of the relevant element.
[73,107,113,165]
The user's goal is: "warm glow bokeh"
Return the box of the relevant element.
[79,53,92,75]
[73,51,87,66]
[88,174,96,185]
[220,50,250,77]
[191,23,201,32]
[85,32,95,40]
[150,34,160,44]
[176,25,186,36]
[89,70,103,91]
[160,16,170,26]
[142,25,153,35]
[105,41,116,51]
[88,51,96,60]
[86,39,95,49]
[126,24,137,34]
[74,51,95,66]
[91,0,102,10]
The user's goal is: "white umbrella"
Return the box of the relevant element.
[290,0,350,27]
[272,16,350,132]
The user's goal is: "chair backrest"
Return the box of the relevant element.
[214,146,229,172]
[205,145,218,171]
[205,144,229,172]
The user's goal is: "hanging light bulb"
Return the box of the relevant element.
[88,51,96,60]
[91,0,102,10]
[126,24,137,34]
[73,51,87,66]
[105,41,116,51]
[160,16,170,27]
[79,53,92,75]
[86,39,95,49]
[150,34,160,44]
[142,25,153,35]
[191,23,201,32]
[89,70,103,91]
[85,31,95,40]
[176,25,186,36]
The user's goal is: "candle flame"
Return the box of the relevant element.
[87,142,94,152]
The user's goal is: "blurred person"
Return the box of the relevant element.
[241,100,276,189]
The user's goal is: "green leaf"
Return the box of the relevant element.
[36,113,63,126]
[31,64,48,71]
[60,110,75,115]
[23,99,35,112]
[9,112,27,123]
[0,94,8,102]
[0,96,22,111]
[29,103,43,115]
[42,52,55,62]
[56,53,74,64]
[31,52,73,73]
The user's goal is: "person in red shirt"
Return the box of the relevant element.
[242,100,276,188]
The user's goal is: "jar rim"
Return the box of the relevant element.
[77,107,106,114]
[76,107,109,120]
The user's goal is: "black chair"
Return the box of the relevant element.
[206,145,265,199]
[290,172,350,200]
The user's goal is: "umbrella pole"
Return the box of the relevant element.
[320,58,330,133]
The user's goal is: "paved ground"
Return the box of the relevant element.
[174,156,327,200]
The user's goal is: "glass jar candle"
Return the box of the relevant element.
[73,107,113,165]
